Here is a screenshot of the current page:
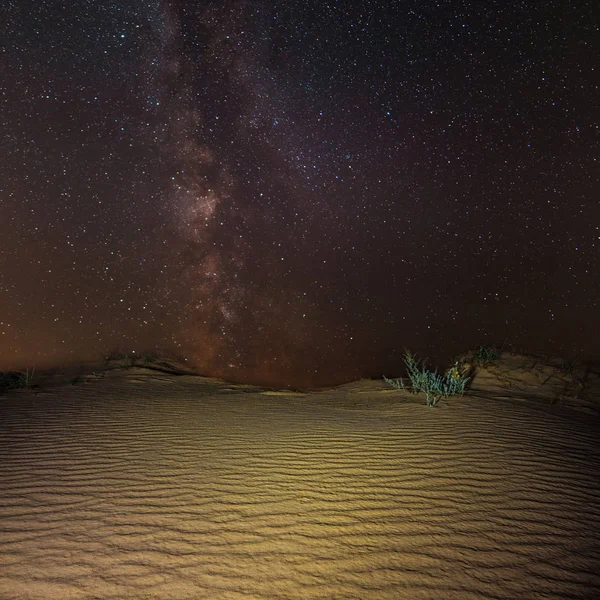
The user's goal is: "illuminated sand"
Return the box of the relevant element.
[1,355,599,599]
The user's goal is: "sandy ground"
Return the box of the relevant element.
[1,354,599,599]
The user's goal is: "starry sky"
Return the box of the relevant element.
[1,0,598,387]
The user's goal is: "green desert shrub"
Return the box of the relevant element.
[472,345,500,367]
[384,350,470,407]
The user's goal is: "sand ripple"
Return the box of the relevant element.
[1,376,599,599]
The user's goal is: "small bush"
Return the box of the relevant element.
[0,368,36,391]
[472,345,500,367]
[102,349,143,368]
[103,349,128,364]
[385,351,470,407]
[558,358,579,374]
[141,351,159,365]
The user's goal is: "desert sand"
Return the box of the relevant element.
[1,353,599,599]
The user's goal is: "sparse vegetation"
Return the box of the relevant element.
[140,350,159,365]
[0,367,36,391]
[101,349,148,368]
[472,345,501,367]
[98,348,191,374]
[558,358,579,375]
[385,350,470,407]
[102,349,129,364]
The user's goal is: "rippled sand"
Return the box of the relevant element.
[1,356,599,599]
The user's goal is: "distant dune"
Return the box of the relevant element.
[1,353,599,599]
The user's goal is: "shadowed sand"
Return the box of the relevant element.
[1,354,599,599]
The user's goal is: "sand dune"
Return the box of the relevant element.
[1,354,599,599]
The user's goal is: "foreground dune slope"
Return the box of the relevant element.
[1,363,599,599]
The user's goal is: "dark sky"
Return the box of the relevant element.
[1,0,598,387]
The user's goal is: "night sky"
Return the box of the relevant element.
[1,1,598,387]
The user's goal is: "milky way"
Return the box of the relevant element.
[1,1,598,387]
